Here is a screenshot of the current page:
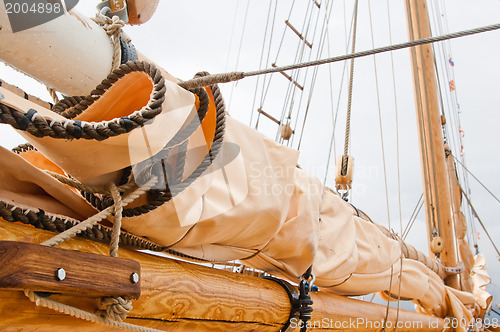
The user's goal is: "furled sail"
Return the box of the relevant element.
[0,3,494,331]
[0,63,478,326]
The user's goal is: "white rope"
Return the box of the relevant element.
[92,13,126,71]
[109,182,123,258]
[42,177,156,247]
[26,177,158,330]
[24,291,163,332]
[386,1,404,327]
[368,0,391,229]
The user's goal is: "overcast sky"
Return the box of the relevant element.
[1,0,499,314]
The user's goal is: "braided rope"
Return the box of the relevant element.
[109,183,123,258]
[46,86,60,104]
[23,291,162,332]
[101,296,133,322]
[342,0,359,174]
[11,142,36,154]
[41,176,156,247]
[83,73,227,218]
[104,181,133,325]
[0,61,166,141]
[0,200,166,250]
[178,72,244,90]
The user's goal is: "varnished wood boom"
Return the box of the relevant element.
[0,220,447,331]
[0,241,140,298]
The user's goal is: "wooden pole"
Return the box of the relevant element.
[0,220,446,331]
[405,0,459,288]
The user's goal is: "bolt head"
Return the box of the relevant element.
[130,272,139,284]
[56,268,66,281]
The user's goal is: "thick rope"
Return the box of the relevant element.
[0,199,166,251]
[178,22,500,89]
[178,72,244,90]
[23,291,162,332]
[85,74,227,218]
[0,61,166,141]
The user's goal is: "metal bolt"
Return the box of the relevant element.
[130,272,139,284]
[56,268,66,281]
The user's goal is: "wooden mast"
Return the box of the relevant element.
[405,0,459,288]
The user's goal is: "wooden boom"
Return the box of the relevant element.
[0,220,446,331]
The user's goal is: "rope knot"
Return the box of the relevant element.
[91,13,126,70]
[100,296,133,322]
[92,13,125,36]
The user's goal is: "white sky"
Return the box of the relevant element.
[0,0,499,313]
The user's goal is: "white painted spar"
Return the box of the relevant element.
[0,2,113,96]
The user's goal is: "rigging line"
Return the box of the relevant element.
[402,194,424,240]
[273,0,297,65]
[243,22,500,77]
[402,200,424,241]
[403,194,423,237]
[429,3,463,256]
[461,187,500,258]
[368,0,391,229]
[452,155,500,206]
[281,0,323,146]
[386,0,403,236]
[224,0,241,72]
[296,0,349,150]
[227,0,251,110]
[181,23,500,89]
[249,0,275,127]
[435,0,475,238]
[319,2,356,192]
[292,0,335,148]
[257,0,293,128]
[342,0,359,173]
[276,0,316,142]
[286,0,326,144]
[386,1,404,318]
[255,0,279,130]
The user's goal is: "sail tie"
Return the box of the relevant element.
[21,177,159,331]
[92,9,128,71]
